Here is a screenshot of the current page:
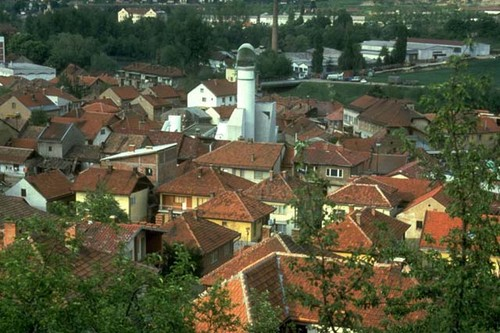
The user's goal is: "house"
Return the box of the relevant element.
[100,144,178,186]
[196,252,420,332]
[71,167,154,222]
[208,50,235,73]
[187,79,237,108]
[327,208,410,257]
[196,190,275,244]
[5,170,73,211]
[99,86,140,107]
[82,99,120,114]
[193,140,286,183]
[468,111,500,149]
[0,91,60,120]
[343,95,380,132]
[156,166,254,216]
[295,140,371,189]
[0,195,53,250]
[327,182,402,217]
[37,122,86,159]
[397,185,450,246]
[162,211,241,275]
[0,146,38,178]
[102,132,152,156]
[117,62,184,89]
[43,86,79,115]
[77,221,164,262]
[205,105,236,125]
[0,118,25,145]
[117,8,158,23]
[201,234,307,286]
[386,160,427,179]
[134,85,181,121]
[243,171,304,235]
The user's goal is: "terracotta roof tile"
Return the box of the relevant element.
[9,138,37,150]
[298,141,371,167]
[147,85,180,99]
[157,167,254,196]
[122,62,184,78]
[71,167,152,195]
[108,86,140,101]
[20,125,45,139]
[0,146,35,164]
[194,141,284,171]
[14,92,55,108]
[26,170,72,200]
[243,172,303,203]
[102,132,152,155]
[163,211,240,255]
[38,122,73,141]
[72,246,117,278]
[0,195,52,222]
[348,95,381,110]
[403,184,451,211]
[196,191,275,223]
[44,86,79,102]
[201,79,236,97]
[78,222,143,254]
[358,99,425,128]
[82,100,120,113]
[352,175,433,203]
[419,211,462,251]
[212,105,235,119]
[200,235,305,286]
[385,160,427,179]
[328,183,401,208]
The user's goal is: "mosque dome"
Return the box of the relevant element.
[236,43,256,68]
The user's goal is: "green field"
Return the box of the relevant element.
[369,58,500,87]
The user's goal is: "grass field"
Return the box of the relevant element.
[369,58,500,87]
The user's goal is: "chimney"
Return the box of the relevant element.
[291,228,301,242]
[250,154,255,162]
[355,212,361,225]
[210,192,215,198]
[197,168,203,178]
[107,165,113,173]
[281,170,287,180]
[262,225,272,240]
[128,144,136,152]
[3,222,17,248]
[269,170,274,181]
[371,208,376,216]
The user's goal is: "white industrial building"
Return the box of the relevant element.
[0,61,56,81]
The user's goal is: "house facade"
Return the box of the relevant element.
[0,92,60,120]
[187,79,237,108]
[117,62,184,89]
[0,146,37,178]
[117,8,158,23]
[37,122,86,159]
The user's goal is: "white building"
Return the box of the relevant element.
[117,8,158,23]
[214,44,278,143]
[187,79,237,108]
[0,61,56,81]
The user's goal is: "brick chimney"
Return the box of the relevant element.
[262,225,272,240]
[355,212,362,225]
[128,144,136,152]
[269,170,274,181]
[3,222,17,248]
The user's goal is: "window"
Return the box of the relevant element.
[130,196,136,205]
[197,197,208,206]
[174,196,187,204]
[229,96,233,102]
[416,220,423,229]
[21,189,27,197]
[254,171,264,180]
[48,146,52,152]
[222,97,226,103]
[11,102,16,109]
[274,205,286,215]
[275,223,287,234]
[13,164,19,171]
[202,97,206,102]
[326,168,343,178]
[210,251,218,264]
[200,88,204,93]
[100,128,106,135]
[145,168,153,176]
[222,221,228,227]
[223,243,231,257]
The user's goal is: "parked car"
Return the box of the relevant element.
[351,76,361,82]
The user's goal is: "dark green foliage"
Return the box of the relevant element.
[256,50,292,80]
[391,23,407,65]
[338,37,365,71]
[161,242,203,277]
[246,289,281,333]
[30,109,49,126]
[312,33,324,75]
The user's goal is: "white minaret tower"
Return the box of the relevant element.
[236,43,256,141]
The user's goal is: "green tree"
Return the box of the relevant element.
[338,38,365,71]
[246,289,282,333]
[380,45,390,65]
[391,23,407,65]
[312,33,324,75]
[46,33,99,71]
[30,109,49,126]
[256,50,292,80]
[386,58,500,332]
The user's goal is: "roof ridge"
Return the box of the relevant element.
[276,234,291,253]
[239,271,252,326]
[374,184,392,206]
[335,148,353,165]
[235,191,254,221]
[346,213,374,247]
[184,215,203,253]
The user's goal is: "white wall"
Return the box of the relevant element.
[5,178,48,211]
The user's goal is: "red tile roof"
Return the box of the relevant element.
[243,172,303,203]
[43,86,79,102]
[419,211,462,251]
[71,167,152,196]
[26,170,72,200]
[196,191,275,223]
[403,184,451,212]
[102,132,152,155]
[0,146,35,164]
[200,234,305,286]
[477,114,500,134]
[163,211,240,255]
[107,86,140,101]
[78,222,144,254]
[157,166,254,196]
[348,95,381,111]
[9,138,37,150]
[385,160,427,179]
[201,79,236,97]
[82,100,120,113]
[352,175,433,203]
[298,141,371,167]
[328,183,401,208]
[212,105,235,119]
[38,122,73,141]
[194,141,284,171]
[122,62,184,78]
[147,85,180,99]
[0,196,52,222]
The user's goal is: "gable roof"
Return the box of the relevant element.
[212,105,235,119]
[38,122,74,141]
[0,146,35,164]
[121,62,184,78]
[102,132,152,155]
[196,191,275,223]
[243,172,303,203]
[351,175,433,203]
[328,183,401,208]
[106,86,140,101]
[82,101,120,114]
[101,143,177,161]
[419,211,462,251]
[25,170,72,200]
[403,184,451,211]
[156,166,254,196]
[200,234,306,286]
[43,86,79,102]
[78,222,144,254]
[52,112,118,141]
[298,141,371,167]
[348,95,381,111]
[194,141,284,171]
[0,195,52,222]
[13,92,55,108]
[200,79,236,97]
[385,160,427,179]
[358,99,425,128]
[163,211,240,255]
[146,85,180,99]
[71,167,152,196]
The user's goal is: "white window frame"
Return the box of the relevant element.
[326,168,343,178]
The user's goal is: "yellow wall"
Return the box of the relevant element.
[129,188,149,222]
[76,191,131,221]
[206,218,261,242]
[0,96,31,120]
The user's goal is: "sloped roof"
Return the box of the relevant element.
[407,37,463,46]
[101,144,176,161]
[348,95,381,111]
[163,211,240,255]
[403,184,451,211]
[71,167,152,195]
[200,234,305,286]
[38,122,73,141]
[0,146,35,164]
[385,160,427,179]
[156,166,254,196]
[44,86,79,102]
[298,141,371,167]
[201,79,236,97]
[9,138,37,150]
[78,222,144,254]
[194,141,284,171]
[26,169,72,200]
[13,92,55,108]
[328,183,401,208]
[243,172,303,203]
[102,132,152,155]
[358,99,425,128]
[82,100,120,113]
[107,86,140,101]
[0,196,52,222]
[121,62,184,78]
[351,175,433,203]
[147,85,180,99]
[72,246,117,278]
[419,211,462,251]
[212,105,235,119]
[196,191,275,223]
